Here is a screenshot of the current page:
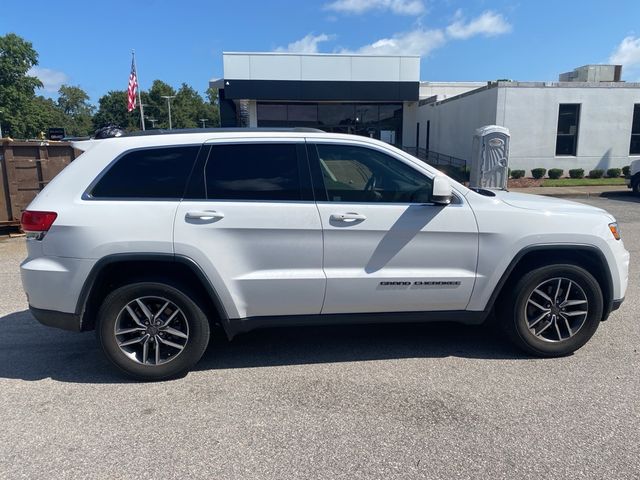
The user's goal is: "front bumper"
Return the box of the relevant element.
[29,306,81,332]
[625,177,631,188]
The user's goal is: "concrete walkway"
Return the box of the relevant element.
[509,184,630,198]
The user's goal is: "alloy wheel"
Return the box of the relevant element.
[524,277,589,342]
[114,296,189,365]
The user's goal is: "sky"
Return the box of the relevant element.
[1,0,640,105]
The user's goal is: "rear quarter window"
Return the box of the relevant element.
[90,146,200,199]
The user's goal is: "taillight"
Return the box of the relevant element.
[21,210,57,239]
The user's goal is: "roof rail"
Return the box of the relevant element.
[120,127,325,137]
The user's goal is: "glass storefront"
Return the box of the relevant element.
[257,102,403,147]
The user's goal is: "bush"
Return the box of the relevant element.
[569,168,584,179]
[622,165,631,177]
[589,169,604,179]
[548,168,564,179]
[510,169,525,179]
[531,168,547,179]
[606,168,622,178]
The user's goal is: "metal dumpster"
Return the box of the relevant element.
[0,141,81,226]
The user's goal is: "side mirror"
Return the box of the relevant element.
[431,176,452,205]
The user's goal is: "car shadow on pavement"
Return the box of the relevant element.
[0,310,128,384]
[599,191,640,203]
[0,310,529,383]
[197,321,526,372]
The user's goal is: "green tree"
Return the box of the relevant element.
[173,83,202,129]
[0,33,43,138]
[145,80,176,129]
[20,96,67,138]
[93,90,140,131]
[57,85,94,136]
[203,86,220,127]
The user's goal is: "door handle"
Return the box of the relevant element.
[185,210,225,221]
[330,212,367,222]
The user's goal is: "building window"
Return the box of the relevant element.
[257,104,286,122]
[631,104,640,155]
[555,104,580,156]
[256,102,403,147]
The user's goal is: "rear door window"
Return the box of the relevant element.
[204,143,306,201]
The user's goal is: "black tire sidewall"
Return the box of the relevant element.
[97,282,210,381]
[505,264,603,357]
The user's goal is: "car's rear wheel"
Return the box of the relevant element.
[97,282,210,381]
[632,176,640,196]
[499,264,603,357]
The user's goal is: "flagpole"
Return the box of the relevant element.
[132,50,146,131]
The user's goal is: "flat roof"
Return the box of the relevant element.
[223,51,420,58]
[430,80,640,106]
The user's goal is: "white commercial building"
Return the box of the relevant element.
[417,80,640,173]
[212,53,640,174]
[213,52,420,149]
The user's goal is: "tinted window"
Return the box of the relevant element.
[631,104,640,155]
[555,104,580,156]
[288,104,318,124]
[318,104,356,126]
[91,146,199,198]
[257,104,286,122]
[205,143,302,201]
[315,144,431,203]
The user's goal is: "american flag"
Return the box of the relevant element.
[127,58,138,112]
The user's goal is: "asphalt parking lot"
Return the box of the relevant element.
[0,193,638,480]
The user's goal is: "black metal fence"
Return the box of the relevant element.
[403,147,469,183]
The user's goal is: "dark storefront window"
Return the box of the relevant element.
[631,104,640,155]
[287,104,318,125]
[257,102,403,146]
[318,104,356,127]
[555,104,580,156]
[257,104,287,122]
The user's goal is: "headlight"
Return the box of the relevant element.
[609,222,621,241]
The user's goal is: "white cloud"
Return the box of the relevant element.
[325,0,425,16]
[609,36,640,69]
[28,66,69,93]
[279,10,511,60]
[446,10,512,40]
[275,33,334,53]
[341,10,510,57]
[345,28,446,56]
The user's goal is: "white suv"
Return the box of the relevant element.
[20,129,629,380]
[626,158,640,195]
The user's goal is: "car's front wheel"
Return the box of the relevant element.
[97,282,210,381]
[499,264,603,357]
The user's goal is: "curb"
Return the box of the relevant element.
[509,188,630,199]
[534,191,609,199]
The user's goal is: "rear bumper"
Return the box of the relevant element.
[29,306,81,332]
[20,254,95,313]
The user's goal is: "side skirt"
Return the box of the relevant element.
[225,310,487,338]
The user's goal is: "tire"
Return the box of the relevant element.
[498,264,603,357]
[97,282,210,381]
[632,176,640,196]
